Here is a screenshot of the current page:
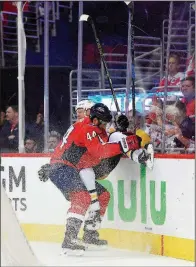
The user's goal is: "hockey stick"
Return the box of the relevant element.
[125,2,136,132]
[80,14,121,114]
[125,2,154,170]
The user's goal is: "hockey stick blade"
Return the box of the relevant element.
[79,14,91,22]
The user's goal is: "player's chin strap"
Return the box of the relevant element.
[90,116,105,127]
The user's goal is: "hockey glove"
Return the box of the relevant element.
[116,114,129,132]
[128,144,154,170]
[130,148,150,164]
[119,134,141,153]
[38,163,51,182]
[144,143,154,170]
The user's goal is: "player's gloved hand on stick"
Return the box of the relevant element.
[130,148,150,164]
[38,164,51,182]
[116,114,129,132]
[119,135,141,153]
[127,143,154,170]
[144,143,154,170]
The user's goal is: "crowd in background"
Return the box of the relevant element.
[0,52,195,154]
[0,66,195,154]
[126,76,195,153]
[144,53,195,152]
[0,1,195,154]
[0,107,62,153]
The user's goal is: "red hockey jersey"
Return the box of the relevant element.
[50,121,122,170]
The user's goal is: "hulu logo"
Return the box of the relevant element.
[99,165,166,225]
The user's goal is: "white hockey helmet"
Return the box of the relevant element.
[75,100,95,111]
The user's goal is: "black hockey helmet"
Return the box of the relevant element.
[116,114,129,132]
[90,103,112,123]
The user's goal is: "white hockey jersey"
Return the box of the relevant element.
[159,72,185,87]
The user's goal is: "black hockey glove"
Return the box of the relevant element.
[116,114,129,132]
[38,164,51,182]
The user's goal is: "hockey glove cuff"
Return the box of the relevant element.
[119,135,141,153]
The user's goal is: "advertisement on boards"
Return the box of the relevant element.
[1,156,195,239]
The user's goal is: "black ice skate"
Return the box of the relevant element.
[83,230,108,250]
[61,236,85,256]
[61,217,85,256]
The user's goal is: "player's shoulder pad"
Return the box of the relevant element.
[109,130,126,142]
[73,120,86,128]
[74,118,85,125]
[74,117,91,127]
[82,123,102,134]
[83,116,91,124]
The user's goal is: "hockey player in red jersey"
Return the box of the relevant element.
[39,103,147,255]
[75,99,95,122]
[72,100,153,250]
[73,100,153,243]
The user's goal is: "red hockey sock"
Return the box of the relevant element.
[98,191,110,217]
[68,191,91,220]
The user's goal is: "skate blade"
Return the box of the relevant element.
[85,243,108,251]
[60,248,85,256]
[146,144,154,170]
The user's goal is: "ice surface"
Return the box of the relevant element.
[30,242,194,266]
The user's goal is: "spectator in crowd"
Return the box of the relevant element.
[165,101,195,152]
[181,76,195,119]
[144,97,164,149]
[0,105,34,152]
[0,105,20,152]
[0,110,6,131]
[30,112,44,151]
[48,131,61,152]
[159,54,185,87]
[24,137,38,153]
[144,97,195,152]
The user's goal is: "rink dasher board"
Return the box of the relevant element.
[1,153,195,262]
